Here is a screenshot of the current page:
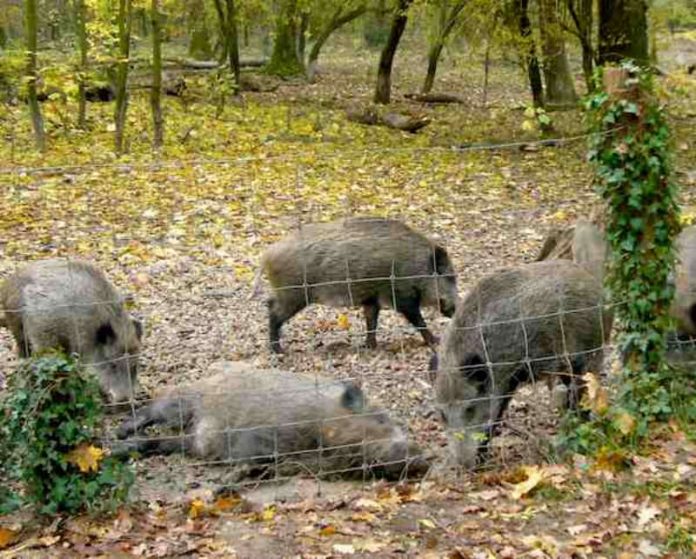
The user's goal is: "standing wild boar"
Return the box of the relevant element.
[116,361,429,480]
[434,260,612,468]
[536,220,607,282]
[251,217,458,353]
[0,259,142,403]
[672,225,696,338]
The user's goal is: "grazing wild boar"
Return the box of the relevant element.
[116,361,429,480]
[434,260,612,468]
[251,217,458,353]
[0,259,142,403]
[672,225,696,339]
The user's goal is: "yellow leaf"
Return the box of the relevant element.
[0,528,18,550]
[188,498,206,519]
[65,444,104,473]
[213,494,242,513]
[319,524,337,536]
[551,209,568,222]
[418,518,436,529]
[261,505,276,521]
[510,465,544,499]
[614,411,636,435]
[521,120,536,132]
[332,543,355,555]
[581,372,609,414]
[351,511,377,523]
[337,313,350,330]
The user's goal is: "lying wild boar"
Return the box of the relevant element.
[251,217,458,353]
[434,260,612,468]
[672,225,696,338]
[0,259,142,403]
[116,361,429,480]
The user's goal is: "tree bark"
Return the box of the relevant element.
[188,0,213,60]
[74,0,88,128]
[151,0,163,149]
[421,0,467,94]
[225,0,240,90]
[114,0,132,154]
[307,4,367,82]
[297,10,309,64]
[598,0,648,65]
[212,0,228,63]
[25,0,45,151]
[267,0,304,77]
[539,0,576,105]
[374,0,413,104]
[515,0,544,107]
[567,0,594,91]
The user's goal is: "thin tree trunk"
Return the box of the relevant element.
[297,11,309,64]
[421,0,467,94]
[151,0,163,149]
[25,0,45,151]
[114,0,132,154]
[598,0,648,65]
[374,0,413,104]
[74,0,88,128]
[307,5,367,82]
[225,0,240,91]
[482,37,491,106]
[539,0,576,105]
[212,0,228,63]
[516,0,544,107]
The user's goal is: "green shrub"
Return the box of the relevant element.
[0,352,133,515]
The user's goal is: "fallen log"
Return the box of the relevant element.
[404,92,464,104]
[346,106,430,133]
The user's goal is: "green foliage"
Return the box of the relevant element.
[0,352,133,515]
[561,62,683,456]
[521,105,553,135]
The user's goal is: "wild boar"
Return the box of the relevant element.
[672,225,696,338]
[0,259,142,403]
[434,260,612,468]
[116,361,429,480]
[536,220,607,282]
[251,217,458,353]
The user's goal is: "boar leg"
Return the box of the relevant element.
[268,296,306,353]
[112,435,192,457]
[362,299,380,349]
[397,298,437,347]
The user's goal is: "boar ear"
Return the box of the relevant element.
[96,323,117,345]
[460,353,489,386]
[340,382,366,412]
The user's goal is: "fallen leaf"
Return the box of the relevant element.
[636,504,661,529]
[188,498,206,519]
[0,528,18,549]
[337,313,350,330]
[582,372,608,414]
[333,543,355,554]
[65,444,104,473]
[614,411,636,436]
[510,466,544,499]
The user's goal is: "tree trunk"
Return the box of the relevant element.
[74,0,88,128]
[307,5,367,82]
[151,0,163,149]
[212,0,228,63]
[188,0,213,60]
[267,0,304,77]
[114,0,132,154]
[25,0,45,151]
[516,0,544,107]
[421,0,467,94]
[598,0,648,65]
[297,11,309,64]
[225,0,240,91]
[539,0,576,105]
[374,0,413,104]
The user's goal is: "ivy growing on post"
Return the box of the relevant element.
[563,62,682,456]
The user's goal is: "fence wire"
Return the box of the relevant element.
[0,140,693,499]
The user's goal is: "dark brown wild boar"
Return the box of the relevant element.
[434,260,612,468]
[0,259,142,403]
[116,361,429,480]
[251,217,458,353]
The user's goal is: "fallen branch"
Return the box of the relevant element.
[404,92,464,104]
[346,106,430,133]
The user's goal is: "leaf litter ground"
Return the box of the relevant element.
[0,37,695,558]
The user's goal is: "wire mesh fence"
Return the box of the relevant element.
[1,142,694,499]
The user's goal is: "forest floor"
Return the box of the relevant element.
[1,33,695,558]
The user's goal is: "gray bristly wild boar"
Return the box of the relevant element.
[116,361,430,480]
[250,217,458,353]
[571,220,607,283]
[0,259,143,403]
[672,225,696,339]
[434,260,613,469]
